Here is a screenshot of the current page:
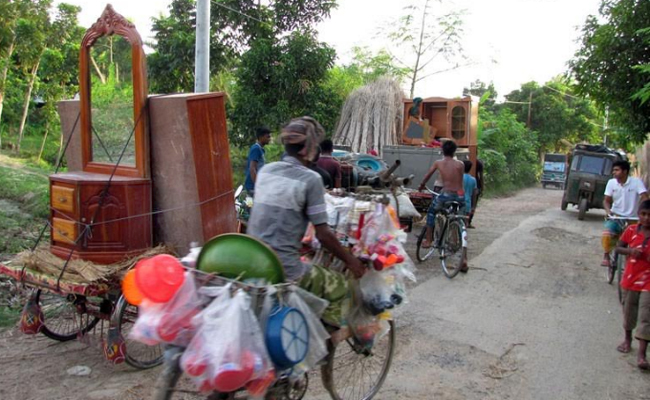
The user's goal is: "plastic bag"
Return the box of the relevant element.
[286,287,330,376]
[389,192,421,219]
[129,271,201,346]
[180,290,274,396]
[347,282,388,349]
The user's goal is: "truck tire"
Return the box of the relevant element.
[578,198,588,220]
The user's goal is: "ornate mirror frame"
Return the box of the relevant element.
[79,5,149,178]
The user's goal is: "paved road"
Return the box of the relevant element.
[381,187,650,400]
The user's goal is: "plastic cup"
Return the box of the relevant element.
[122,269,143,306]
[135,255,185,303]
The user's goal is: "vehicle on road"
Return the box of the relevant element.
[541,153,567,189]
[561,144,623,220]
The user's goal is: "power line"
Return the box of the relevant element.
[210,0,266,24]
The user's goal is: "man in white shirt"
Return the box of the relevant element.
[601,160,648,266]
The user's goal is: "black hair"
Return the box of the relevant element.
[613,160,631,173]
[256,126,271,139]
[640,199,650,212]
[463,160,473,173]
[320,139,334,153]
[442,140,457,157]
[285,143,305,157]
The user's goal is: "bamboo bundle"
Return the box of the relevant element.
[333,77,405,154]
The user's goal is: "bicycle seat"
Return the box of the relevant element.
[196,233,286,284]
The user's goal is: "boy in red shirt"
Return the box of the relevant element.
[615,199,650,369]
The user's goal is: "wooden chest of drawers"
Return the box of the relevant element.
[49,172,152,264]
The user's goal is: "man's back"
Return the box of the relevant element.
[437,158,464,193]
[317,156,341,188]
[248,157,328,281]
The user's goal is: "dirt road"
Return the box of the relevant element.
[1,187,648,399]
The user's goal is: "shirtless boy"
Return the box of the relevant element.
[418,141,465,251]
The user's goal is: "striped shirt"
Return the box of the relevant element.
[248,156,328,280]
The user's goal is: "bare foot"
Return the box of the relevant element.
[601,258,611,267]
[638,358,650,370]
[617,342,632,353]
[467,224,476,229]
[421,240,433,249]
[460,262,469,273]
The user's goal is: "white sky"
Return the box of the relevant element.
[58,0,602,99]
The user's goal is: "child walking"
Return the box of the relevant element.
[615,199,650,369]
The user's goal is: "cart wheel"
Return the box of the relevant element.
[542,183,547,189]
[37,290,103,342]
[115,295,163,369]
[561,199,568,211]
[578,198,588,220]
[321,320,395,400]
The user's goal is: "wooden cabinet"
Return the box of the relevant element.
[49,6,153,264]
[50,173,152,264]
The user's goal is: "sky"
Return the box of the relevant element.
[57,0,603,99]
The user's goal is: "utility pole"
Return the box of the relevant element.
[526,91,533,128]
[195,0,210,93]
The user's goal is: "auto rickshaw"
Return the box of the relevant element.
[561,144,623,220]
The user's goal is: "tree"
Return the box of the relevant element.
[503,78,600,155]
[148,0,337,93]
[14,1,80,152]
[569,0,650,143]
[229,31,337,146]
[463,79,497,111]
[385,0,468,98]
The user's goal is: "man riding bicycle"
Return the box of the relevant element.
[247,116,365,330]
[418,141,468,271]
[602,160,648,267]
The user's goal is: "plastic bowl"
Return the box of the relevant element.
[134,255,185,303]
[196,234,285,284]
[121,269,143,306]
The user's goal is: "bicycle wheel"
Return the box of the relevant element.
[115,296,163,369]
[606,252,616,284]
[37,290,103,342]
[321,320,395,400]
[440,220,464,279]
[617,255,625,304]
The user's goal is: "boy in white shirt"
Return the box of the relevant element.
[602,160,648,267]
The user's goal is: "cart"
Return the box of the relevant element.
[0,251,164,369]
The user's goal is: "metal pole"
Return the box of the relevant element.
[195,0,210,93]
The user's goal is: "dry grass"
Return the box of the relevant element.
[333,77,404,153]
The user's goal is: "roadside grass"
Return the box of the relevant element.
[0,152,51,328]
[0,152,51,261]
[0,303,21,328]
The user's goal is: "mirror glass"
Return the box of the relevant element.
[89,35,135,166]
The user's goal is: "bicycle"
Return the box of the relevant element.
[415,188,468,279]
[605,215,638,304]
[151,270,395,400]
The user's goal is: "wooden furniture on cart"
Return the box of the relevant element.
[50,5,152,264]
[402,96,478,175]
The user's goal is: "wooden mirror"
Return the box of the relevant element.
[79,5,149,178]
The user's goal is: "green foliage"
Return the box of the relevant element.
[229,31,337,146]
[570,0,650,143]
[503,78,600,154]
[463,79,497,112]
[478,108,540,193]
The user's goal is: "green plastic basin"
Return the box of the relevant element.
[196,234,285,284]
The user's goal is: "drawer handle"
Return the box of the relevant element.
[61,232,69,237]
[58,197,67,203]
